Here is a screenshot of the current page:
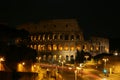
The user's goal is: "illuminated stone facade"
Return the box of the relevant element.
[17,19,109,61]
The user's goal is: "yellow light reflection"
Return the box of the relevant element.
[17,62,26,72]
[18,63,23,72]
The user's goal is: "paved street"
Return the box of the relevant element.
[100,73,120,80]
[36,62,120,80]
[60,68,102,80]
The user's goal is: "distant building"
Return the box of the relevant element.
[17,19,109,62]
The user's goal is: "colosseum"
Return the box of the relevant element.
[17,19,109,62]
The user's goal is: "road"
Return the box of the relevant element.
[59,68,102,80]
[38,63,120,80]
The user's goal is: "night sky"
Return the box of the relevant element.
[1,0,120,39]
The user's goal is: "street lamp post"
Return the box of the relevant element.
[61,62,63,70]
[102,58,109,76]
[36,56,41,63]
[61,60,65,70]
[36,56,41,72]
[84,55,89,62]
[74,70,77,80]
[0,57,5,71]
[102,58,109,68]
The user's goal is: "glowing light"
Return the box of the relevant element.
[53,45,57,50]
[17,62,26,72]
[68,67,72,70]
[22,62,25,65]
[114,52,118,56]
[76,67,81,70]
[90,47,93,51]
[0,57,5,62]
[0,57,5,71]
[102,78,107,80]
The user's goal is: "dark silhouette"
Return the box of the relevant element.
[75,49,85,63]
[12,69,21,80]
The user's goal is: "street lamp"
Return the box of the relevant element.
[0,57,5,71]
[36,56,41,63]
[102,58,109,76]
[102,58,109,68]
[84,55,89,62]
[0,57,5,62]
[18,62,26,72]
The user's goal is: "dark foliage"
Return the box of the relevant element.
[0,24,36,63]
[12,69,21,80]
[94,53,113,60]
[5,45,37,63]
[75,49,85,63]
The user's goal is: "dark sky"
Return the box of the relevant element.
[0,0,120,39]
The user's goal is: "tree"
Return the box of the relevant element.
[94,53,113,61]
[75,49,85,64]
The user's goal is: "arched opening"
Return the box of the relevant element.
[65,34,69,40]
[53,55,57,61]
[58,44,63,51]
[34,36,36,41]
[54,34,58,40]
[48,45,52,51]
[31,36,33,41]
[76,35,80,40]
[64,45,69,51]
[34,45,37,50]
[71,35,74,40]
[45,34,48,40]
[38,35,40,40]
[70,55,74,63]
[66,55,69,61]
[53,44,57,51]
[49,34,53,40]
[70,45,75,51]
[43,55,46,61]
[48,55,52,61]
[76,45,81,51]
[30,45,33,49]
[60,34,64,40]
